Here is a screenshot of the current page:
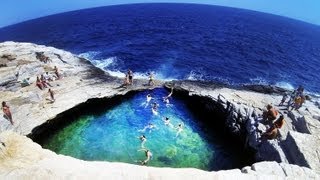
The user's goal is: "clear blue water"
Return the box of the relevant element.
[0,3,320,93]
[42,88,243,170]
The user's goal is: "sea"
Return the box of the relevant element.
[0,3,320,94]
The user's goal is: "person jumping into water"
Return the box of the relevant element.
[163,87,173,104]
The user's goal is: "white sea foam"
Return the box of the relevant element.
[186,70,204,81]
[275,81,295,90]
[249,77,268,85]
[78,51,100,59]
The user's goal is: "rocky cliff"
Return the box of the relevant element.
[0,42,319,179]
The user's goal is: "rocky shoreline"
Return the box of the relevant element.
[0,42,319,179]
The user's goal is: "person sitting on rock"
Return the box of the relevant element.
[262,104,278,122]
[291,96,302,110]
[36,76,44,90]
[41,74,53,87]
[43,72,54,81]
[274,115,285,129]
[54,66,61,80]
[260,125,278,140]
[2,101,13,125]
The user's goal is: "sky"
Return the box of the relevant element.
[1,0,320,28]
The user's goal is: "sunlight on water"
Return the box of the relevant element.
[42,88,239,170]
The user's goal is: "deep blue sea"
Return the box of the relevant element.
[1,3,320,93]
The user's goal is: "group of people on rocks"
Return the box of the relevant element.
[122,69,157,87]
[35,66,61,103]
[1,53,64,125]
[257,85,306,141]
[136,88,185,165]
[279,85,306,111]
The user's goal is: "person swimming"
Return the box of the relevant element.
[139,123,157,133]
[138,135,147,148]
[175,123,184,137]
[147,94,152,103]
[152,102,159,115]
[138,148,153,165]
[163,117,173,128]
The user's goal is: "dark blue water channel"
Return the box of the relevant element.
[41,88,247,170]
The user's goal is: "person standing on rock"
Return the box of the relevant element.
[148,72,155,86]
[127,69,133,85]
[2,101,13,125]
[279,94,288,106]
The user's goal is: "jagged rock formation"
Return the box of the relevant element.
[167,80,320,174]
[0,42,320,179]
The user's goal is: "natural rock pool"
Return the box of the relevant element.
[39,88,249,170]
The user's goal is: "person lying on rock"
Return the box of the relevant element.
[2,101,13,125]
[262,104,278,122]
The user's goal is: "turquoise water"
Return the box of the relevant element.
[42,88,241,170]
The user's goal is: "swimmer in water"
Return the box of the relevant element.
[163,117,173,128]
[138,148,153,165]
[139,123,157,133]
[152,102,159,115]
[138,135,147,148]
[176,123,184,137]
